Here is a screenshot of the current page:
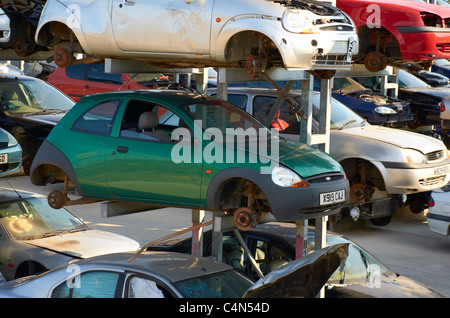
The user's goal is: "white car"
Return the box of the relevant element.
[209,87,450,226]
[0,8,10,43]
[35,0,358,78]
[0,188,140,281]
[428,185,450,236]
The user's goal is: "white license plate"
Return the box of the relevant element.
[0,154,7,164]
[320,190,345,205]
[346,39,357,61]
[434,165,449,176]
[333,41,348,54]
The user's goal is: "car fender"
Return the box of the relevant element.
[30,140,85,198]
[206,167,274,211]
[5,240,72,280]
[35,0,92,53]
[213,16,287,64]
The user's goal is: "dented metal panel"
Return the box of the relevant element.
[35,0,358,72]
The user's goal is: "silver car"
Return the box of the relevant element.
[428,184,450,236]
[0,189,140,281]
[0,8,10,43]
[35,0,358,78]
[0,244,348,298]
[208,87,450,225]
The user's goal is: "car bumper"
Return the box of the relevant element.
[396,27,450,60]
[382,159,450,193]
[280,31,358,70]
[0,145,22,177]
[206,168,349,221]
[427,211,450,236]
[266,175,350,221]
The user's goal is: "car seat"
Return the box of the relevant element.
[137,111,171,141]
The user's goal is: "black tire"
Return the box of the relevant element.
[369,216,392,226]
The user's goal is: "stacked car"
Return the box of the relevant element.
[0,0,449,299]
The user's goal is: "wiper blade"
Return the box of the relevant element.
[23,109,66,116]
[25,225,87,240]
[339,119,356,130]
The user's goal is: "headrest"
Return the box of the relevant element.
[138,111,159,130]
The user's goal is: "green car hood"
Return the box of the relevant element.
[228,137,343,178]
[276,139,343,178]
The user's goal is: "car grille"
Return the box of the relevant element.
[312,54,351,66]
[0,162,20,173]
[306,172,345,184]
[427,150,445,161]
[319,25,354,32]
[0,142,8,148]
[419,175,446,187]
[436,43,450,53]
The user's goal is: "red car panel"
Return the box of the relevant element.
[47,64,146,102]
[337,0,450,71]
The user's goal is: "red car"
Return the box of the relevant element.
[47,64,147,102]
[337,0,450,72]
[47,64,186,102]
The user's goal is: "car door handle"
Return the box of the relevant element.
[116,146,129,153]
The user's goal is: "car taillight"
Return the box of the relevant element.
[439,102,445,112]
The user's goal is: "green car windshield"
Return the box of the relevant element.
[0,197,86,240]
[181,99,267,133]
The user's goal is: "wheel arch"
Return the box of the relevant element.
[356,25,402,60]
[30,140,85,197]
[15,261,47,279]
[339,157,388,191]
[206,168,272,212]
[214,18,285,66]
[35,20,89,53]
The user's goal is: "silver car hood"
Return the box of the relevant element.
[24,229,140,258]
[244,243,348,298]
[336,126,445,153]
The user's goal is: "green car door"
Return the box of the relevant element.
[105,97,203,206]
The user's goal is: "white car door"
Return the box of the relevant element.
[111,0,214,54]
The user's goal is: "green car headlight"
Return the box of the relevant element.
[271,165,308,187]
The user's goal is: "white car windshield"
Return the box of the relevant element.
[312,93,368,130]
[0,197,86,240]
[0,79,74,115]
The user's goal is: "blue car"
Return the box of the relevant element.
[431,59,450,80]
[323,77,415,128]
[0,127,22,177]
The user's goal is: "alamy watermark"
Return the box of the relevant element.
[170,120,279,174]
[367,4,381,29]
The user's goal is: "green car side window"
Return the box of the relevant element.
[72,99,121,136]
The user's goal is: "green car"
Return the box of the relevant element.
[30,90,349,230]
